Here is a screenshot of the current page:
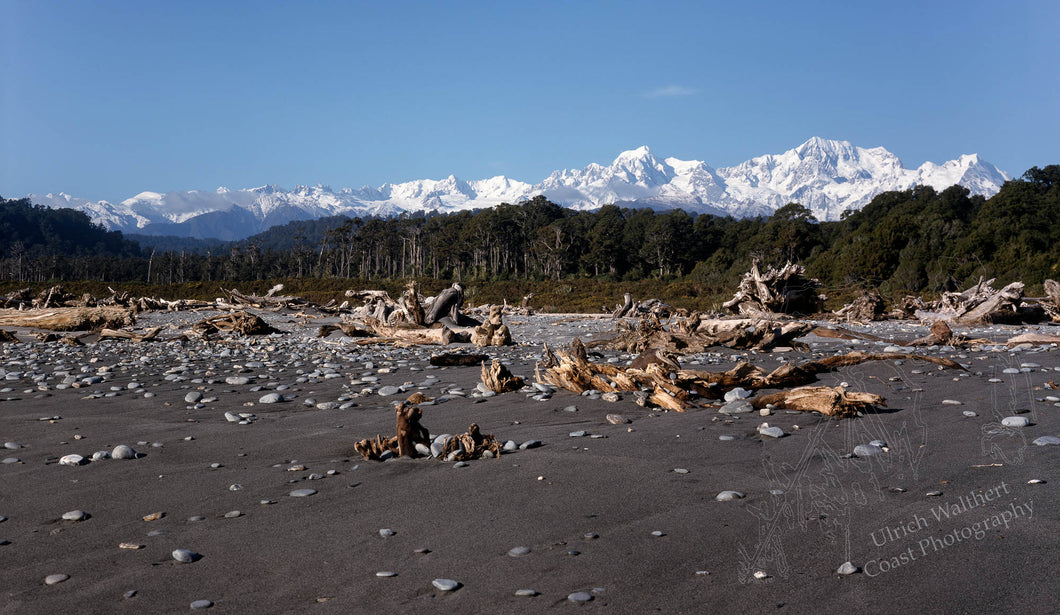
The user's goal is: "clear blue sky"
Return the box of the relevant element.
[2,0,1057,202]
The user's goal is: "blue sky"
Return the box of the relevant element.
[2,0,1057,202]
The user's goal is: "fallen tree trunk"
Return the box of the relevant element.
[430,352,489,367]
[750,386,885,418]
[834,291,886,322]
[0,307,135,331]
[592,314,813,354]
[98,327,165,342]
[0,329,18,343]
[364,317,454,345]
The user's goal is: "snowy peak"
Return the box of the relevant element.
[27,138,1011,240]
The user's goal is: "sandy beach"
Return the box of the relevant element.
[1,311,1058,614]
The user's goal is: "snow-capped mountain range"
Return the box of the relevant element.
[28,138,1010,240]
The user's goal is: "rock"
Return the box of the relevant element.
[941,399,962,405]
[508,546,532,557]
[184,392,203,403]
[44,574,69,585]
[375,571,398,578]
[837,562,858,575]
[759,426,785,438]
[377,386,401,396]
[853,444,883,457]
[724,387,752,402]
[515,589,539,597]
[190,599,214,609]
[289,489,317,497]
[719,400,753,414]
[172,549,201,563]
[963,410,978,417]
[1001,416,1029,427]
[111,445,137,460]
[601,392,621,402]
[258,393,283,404]
[502,440,518,452]
[379,528,396,537]
[606,413,629,424]
[1032,436,1060,446]
[569,430,588,437]
[716,490,745,502]
[59,454,86,466]
[567,591,593,603]
[432,578,460,592]
[61,510,87,522]
[519,440,542,450]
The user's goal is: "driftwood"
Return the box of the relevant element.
[354,406,500,462]
[480,359,525,393]
[612,294,675,318]
[593,314,813,354]
[0,329,18,343]
[402,281,426,326]
[537,339,962,413]
[316,322,372,338]
[440,423,501,461]
[424,283,465,326]
[190,311,282,337]
[810,322,992,348]
[834,291,886,322]
[0,307,135,331]
[471,305,513,347]
[1042,279,1060,322]
[723,260,824,317]
[750,386,885,418]
[918,277,1043,325]
[1006,333,1060,347]
[98,326,165,342]
[364,317,455,345]
[430,352,488,367]
[0,288,31,309]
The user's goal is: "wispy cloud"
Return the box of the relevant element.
[644,85,697,98]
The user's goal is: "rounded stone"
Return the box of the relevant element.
[184,392,203,403]
[61,510,87,522]
[190,599,213,609]
[379,528,396,537]
[432,578,460,591]
[1032,435,1060,446]
[172,549,201,563]
[289,489,317,498]
[508,546,532,557]
[258,393,283,404]
[853,444,883,457]
[59,454,86,466]
[568,591,593,603]
[44,573,70,585]
[377,386,401,396]
[716,490,745,502]
[112,445,137,460]
[759,426,785,438]
[837,561,858,575]
[376,571,398,578]
[1001,416,1029,428]
[519,440,542,450]
[515,589,539,597]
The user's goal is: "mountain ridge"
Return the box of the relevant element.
[28,138,1010,240]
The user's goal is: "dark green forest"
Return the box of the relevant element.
[2,165,1058,303]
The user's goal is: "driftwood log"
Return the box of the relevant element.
[98,326,165,342]
[1042,279,1060,322]
[480,359,525,393]
[834,291,886,322]
[750,387,885,418]
[190,311,282,337]
[363,317,456,346]
[537,339,962,413]
[430,352,488,367]
[0,307,135,331]
[316,322,373,338]
[592,314,813,354]
[722,260,824,317]
[354,402,431,461]
[440,423,501,461]
[0,329,18,343]
[917,277,1043,325]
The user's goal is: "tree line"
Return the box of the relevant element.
[2,165,1057,296]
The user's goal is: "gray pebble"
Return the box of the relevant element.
[61,510,87,522]
[377,386,401,396]
[112,444,137,460]
[289,488,317,497]
[569,430,588,438]
[184,392,203,403]
[673,468,689,474]
[836,562,858,575]
[716,490,745,501]
[44,573,69,585]
[519,440,542,450]
[172,549,201,563]
[379,528,396,537]
[190,599,213,609]
[258,393,283,404]
[515,589,539,597]
[963,410,978,417]
[1032,436,1060,446]
[853,444,883,457]
[568,591,593,603]
[375,571,398,578]
[508,546,532,557]
[1001,416,1029,427]
[432,578,460,591]
[719,400,753,414]
[759,426,785,438]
